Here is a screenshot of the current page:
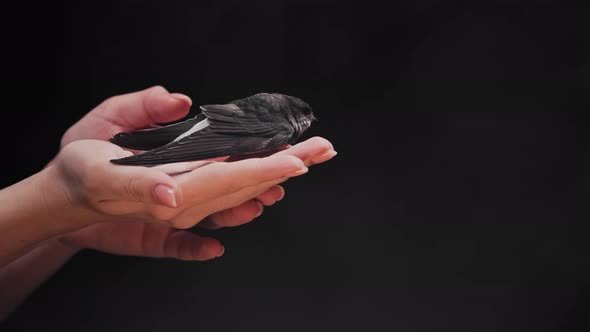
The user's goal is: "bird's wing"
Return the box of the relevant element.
[110,114,206,150]
[110,104,291,166]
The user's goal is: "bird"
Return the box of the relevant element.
[109,93,316,166]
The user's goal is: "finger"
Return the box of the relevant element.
[255,185,285,206]
[220,178,287,211]
[218,155,306,189]
[92,85,192,130]
[199,185,283,229]
[164,231,224,261]
[199,199,263,229]
[173,176,286,229]
[172,176,285,229]
[273,136,337,166]
[177,155,307,203]
[106,164,182,208]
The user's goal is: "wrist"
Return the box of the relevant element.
[38,165,102,234]
[0,166,99,266]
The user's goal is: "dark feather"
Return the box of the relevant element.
[109,93,314,167]
[109,114,206,150]
[111,103,291,166]
[110,129,278,166]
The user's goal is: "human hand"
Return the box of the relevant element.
[54,87,336,260]
[60,86,193,147]
[53,137,334,260]
[56,137,335,260]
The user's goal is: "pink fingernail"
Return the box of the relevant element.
[286,167,308,177]
[218,246,225,257]
[319,150,338,160]
[169,93,192,105]
[153,184,177,208]
[277,186,285,201]
[256,201,264,217]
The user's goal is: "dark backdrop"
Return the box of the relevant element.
[2,1,590,331]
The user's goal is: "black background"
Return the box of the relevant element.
[2,1,590,331]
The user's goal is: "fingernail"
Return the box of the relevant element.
[218,246,225,257]
[169,93,192,105]
[153,184,177,208]
[320,150,338,159]
[286,167,308,177]
[256,202,264,217]
[276,186,285,201]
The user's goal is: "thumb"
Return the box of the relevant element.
[108,166,182,208]
[92,85,192,129]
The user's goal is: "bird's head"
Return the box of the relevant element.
[283,95,317,126]
[241,93,317,138]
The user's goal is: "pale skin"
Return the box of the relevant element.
[0,86,336,319]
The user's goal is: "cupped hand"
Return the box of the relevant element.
[55,137,335,260]
[54,87,336,260]
[56,136,334,260]
[60,85,193,146]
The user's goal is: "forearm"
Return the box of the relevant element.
[0,239,79,320]
[0,165,96,267]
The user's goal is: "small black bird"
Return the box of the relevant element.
[110,93,316,166]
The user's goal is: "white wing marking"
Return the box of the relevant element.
[172,118,210,142]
